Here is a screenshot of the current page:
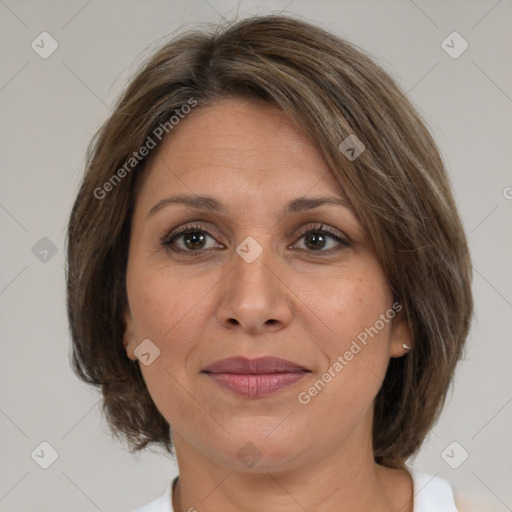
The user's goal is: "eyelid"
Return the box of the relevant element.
[289,224,349,254]
[292,223,349,245]
[161,222,224,246]
[160,221,349,253]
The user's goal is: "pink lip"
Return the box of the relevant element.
[202,356,310,398]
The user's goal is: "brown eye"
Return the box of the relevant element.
[304,232,328,250]
[293,224,348,253]
[161,224,224,253]
[181,231,207,250]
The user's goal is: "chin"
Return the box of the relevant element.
[224,428,305,472]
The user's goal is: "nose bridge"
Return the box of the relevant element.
[231,236,276,303]
[217,235,292,330]
[249,254,273,285]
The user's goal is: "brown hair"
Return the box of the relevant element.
[66,14,472,468]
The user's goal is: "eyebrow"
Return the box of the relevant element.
[147,194,351,218]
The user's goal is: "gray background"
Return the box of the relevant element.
[1,0,511,511]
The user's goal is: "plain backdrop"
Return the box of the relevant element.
[1,1,511,511]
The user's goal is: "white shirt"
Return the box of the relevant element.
[132,469,460,511]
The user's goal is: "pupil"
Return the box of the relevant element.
[306,233,325,250]
[184,232,205,249]
[182,231,327,251]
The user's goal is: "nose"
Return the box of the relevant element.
[216,243,293,334]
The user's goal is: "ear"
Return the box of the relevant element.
[123,310,138,361]
[389,309,413,358]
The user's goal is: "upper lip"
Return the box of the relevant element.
[203,356,309,374]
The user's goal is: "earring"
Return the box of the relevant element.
[402,344,412,350]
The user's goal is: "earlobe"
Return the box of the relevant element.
[123,311,137,361]
[390,311,413,358]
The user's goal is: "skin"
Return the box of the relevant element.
[124,98,414,512]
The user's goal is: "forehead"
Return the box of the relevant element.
[136,98,345,209]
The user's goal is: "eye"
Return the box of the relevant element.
[292,224,348,252]
[161,224,224,253]
[160,222,349,255]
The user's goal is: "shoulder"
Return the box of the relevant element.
[408,467,499,512]
[409,469,458,510]
[454,489,502,512]
[130,478,175,512]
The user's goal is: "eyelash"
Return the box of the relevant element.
[160,223,349,255]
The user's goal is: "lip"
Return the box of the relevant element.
[203,356,309,374]
[202,356,310,398]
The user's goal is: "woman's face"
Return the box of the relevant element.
[124,98,411,472]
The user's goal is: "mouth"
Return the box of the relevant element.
[202,356,310,398]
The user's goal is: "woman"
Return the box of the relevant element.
[66,14,485,511]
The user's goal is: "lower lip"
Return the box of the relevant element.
[205,372,308,398]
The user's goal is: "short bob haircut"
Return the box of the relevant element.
[66,14,472,469]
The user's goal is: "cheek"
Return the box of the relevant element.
[128,268,216,401]
[317,269,392,347]
[129,270,207,424]
[127,265,212,341]
[308,269,393,401]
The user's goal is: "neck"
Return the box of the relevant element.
[170,427,413,512]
